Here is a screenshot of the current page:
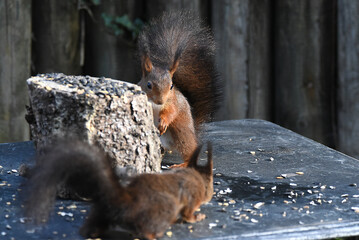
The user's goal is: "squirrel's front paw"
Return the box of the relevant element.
[158,118,168,135]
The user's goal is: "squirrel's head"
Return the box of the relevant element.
[138,55,179,105]
[187,142,214,203]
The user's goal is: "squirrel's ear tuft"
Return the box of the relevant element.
[169,59,179,77]
[142,55,153,74]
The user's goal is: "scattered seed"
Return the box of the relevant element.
[249,151,256,156]
[251,218,258,223]
[290,183,297,187]
[253,202,265,209]
[296,172,304,175]
[166,231,173,237]
[341,194,349,198]
[57,211,73,217]
[218,188,232,195]
[66,204,77,209]
[26,229,35,234]
[269,157,274,161]
[209,223,217,229]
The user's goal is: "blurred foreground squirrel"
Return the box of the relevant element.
[137,11,222,167]
[24,140,213,239]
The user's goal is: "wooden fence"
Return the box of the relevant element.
[1,0,359,159]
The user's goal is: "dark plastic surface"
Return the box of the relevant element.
[2,119,359,239]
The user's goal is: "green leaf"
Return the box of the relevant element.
[101,13,113,27]
[115,15,134,30]
[91,0,101,6]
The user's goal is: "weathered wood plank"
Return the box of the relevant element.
[247,0,272,120]
[212,0,272,120]
[146,0,208,21]
[84,0,143,83]
[337,0,359,158]
[0,0,31,142]
[274,0,336,147]
[32,0,81,75]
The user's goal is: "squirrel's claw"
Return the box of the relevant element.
[169,162,188,168]
[158,118,168,135]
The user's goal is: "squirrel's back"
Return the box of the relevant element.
[137,11,222,127]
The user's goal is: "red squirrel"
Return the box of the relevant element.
[24,140,213,239]
[137,11,222,167]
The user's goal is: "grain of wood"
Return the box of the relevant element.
[274,0,336,147]
[0,0,31,142]
[212,0,272,120]
[337,0,359,158]
[84,0,143,83]
[32,0,81,75]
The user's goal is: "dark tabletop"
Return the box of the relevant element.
[1,119,359,239]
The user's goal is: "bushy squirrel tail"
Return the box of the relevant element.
[23,140,122,223]
[137,11,223,128]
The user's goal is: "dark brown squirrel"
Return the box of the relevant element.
[24,140,213,240]
[137,11,222,168]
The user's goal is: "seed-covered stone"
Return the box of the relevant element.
[26,73,161,173]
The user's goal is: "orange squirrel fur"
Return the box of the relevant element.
[24,140,213,239]
[137,11,222,167]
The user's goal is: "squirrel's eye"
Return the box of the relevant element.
[170,84,174,90]
[147,82,152,89]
